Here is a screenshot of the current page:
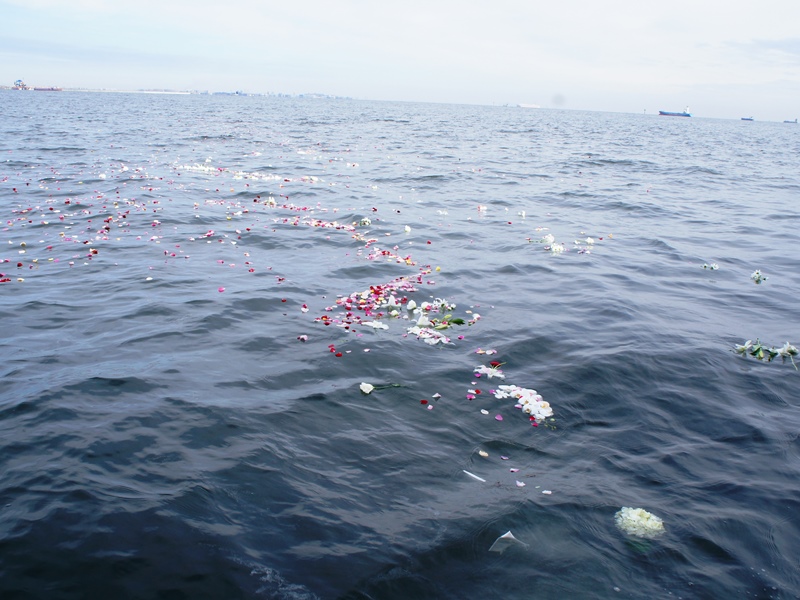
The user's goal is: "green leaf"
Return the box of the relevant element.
[449,318,466,325]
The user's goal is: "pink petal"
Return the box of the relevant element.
[495,414,503,421]
[218,287,225,292]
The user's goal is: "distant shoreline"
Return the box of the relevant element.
[0,86,350,99]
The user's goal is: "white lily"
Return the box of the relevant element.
[416,314,432,327]
[734,340,753,354]
[407,325,450,345]
[359,382,375,394]
[383,295,399,308]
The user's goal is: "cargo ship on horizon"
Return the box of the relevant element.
[659,106,692,117]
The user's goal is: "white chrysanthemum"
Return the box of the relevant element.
[614,507,665,539]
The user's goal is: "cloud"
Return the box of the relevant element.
[749,38,800,59]
[3,0,800,118]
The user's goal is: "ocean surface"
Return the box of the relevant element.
[1,90,799,600]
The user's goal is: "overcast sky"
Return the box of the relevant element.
[2,0,799,121]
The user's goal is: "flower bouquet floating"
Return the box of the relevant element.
[614,507,666,540]
[735,339,798,370]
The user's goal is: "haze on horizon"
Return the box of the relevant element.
[2,0,799,121]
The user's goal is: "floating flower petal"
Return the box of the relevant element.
[488,531,526,553]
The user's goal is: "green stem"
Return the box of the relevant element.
[373,383,403,391]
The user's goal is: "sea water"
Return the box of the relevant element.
[1,90,799,599]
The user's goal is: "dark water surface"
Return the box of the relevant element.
[2,91,799,599]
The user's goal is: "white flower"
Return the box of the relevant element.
[585,237,595,245]
[494,385,553,421]
[404,225,411,233]
[359,217,371,226]
[474,364,505,379]
[407,325,450,345]
[520,398,552,421]
[550,242,565,255]
[416,314,432,327]
[777,342,798,357]
[734,340,753,354]
[541,233,555,244]
[751,270,767,283]
[406,300,417,311]
[359,382,374,394]
[363,321,389,330]
[614,507,665,539]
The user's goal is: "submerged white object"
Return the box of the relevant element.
[462,470,486,483]
[489,531,526,553]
